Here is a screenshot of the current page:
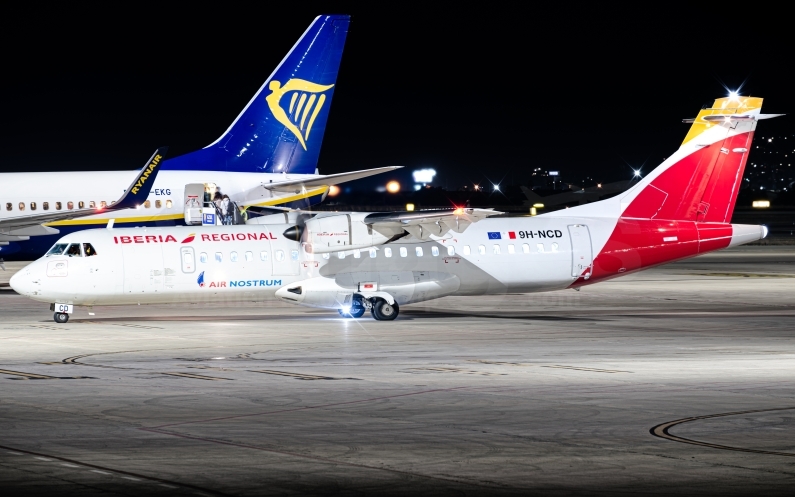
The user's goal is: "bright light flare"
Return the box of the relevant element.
[412,168,436,184]
[386,181,400,193]
[633,170,641,178]
[729,90,739,99]
[493,184,500,192]
[328,185,340,196]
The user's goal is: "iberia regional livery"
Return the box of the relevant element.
[12,96,774,322]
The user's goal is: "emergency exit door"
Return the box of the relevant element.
[568,224,593,279]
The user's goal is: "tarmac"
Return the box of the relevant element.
[1,246,794,496]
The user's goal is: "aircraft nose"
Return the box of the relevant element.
[9,265,38,296]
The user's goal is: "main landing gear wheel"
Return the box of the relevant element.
[54,312,69,324]
[372,299,399,321]
[338,307,365,318]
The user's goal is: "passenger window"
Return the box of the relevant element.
[5,203,11,211]
[55,202,62,210]
[384,247,392,257]
[369,247,377,258]
[522,243,530,253]
[180,247,195,273]
[275,250,285,262]
[551,242,559,252]
[155,200,162,209]
[65,243,82,257]
[400,247,407,257]
[353,249,360,259]
[260,251,269,261]
[508,244,515,254]
[83,243,98,257]
[416,247,423,257]
[166,200,173,209]
[245,251,253,262]
[230,251,238,262]
[432,246,439,256]
[200,252,208,263]
[463,245,471,255]
[215,252,223,262]
[447,246,455,256]
[46,243,69,256]
[30,202,37,210]
[100,201,107,208]
[322,253,330,260]
[144,200,151,208]
[337,251,345,259]
[89,201,95,208]
[493,244,501,255]
[537,243,545,253]
[78,201,84,208]
[291,250,299,261]
[43,202,49,210]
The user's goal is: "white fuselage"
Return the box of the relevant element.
[11,219,599,307]
[0,169,326,229]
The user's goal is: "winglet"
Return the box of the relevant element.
[110,147,168,211]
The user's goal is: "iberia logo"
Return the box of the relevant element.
[197,271,205,288]
[182,233,196,243]
[265,78,334,150]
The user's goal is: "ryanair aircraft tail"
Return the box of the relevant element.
[163,15,350,174]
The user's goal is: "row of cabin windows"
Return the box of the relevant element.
[321,243,559,259]
[6,199,173,211]
[198,249,300,264]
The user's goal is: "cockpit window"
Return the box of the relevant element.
[83,243,98,257]
[46,243,69,256]
[65,244,83,257]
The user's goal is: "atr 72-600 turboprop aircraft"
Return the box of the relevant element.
[11,96,777,323]
[0,14,398,259]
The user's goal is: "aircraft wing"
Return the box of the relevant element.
[259,166,402,193]
[363,208,500,240]
[0,147,167,236]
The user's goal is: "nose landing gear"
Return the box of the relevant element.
[54,312,69,324]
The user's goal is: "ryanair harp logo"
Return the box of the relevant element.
[266,79,334,150]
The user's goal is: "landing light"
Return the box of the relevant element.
[729,91,739,99]
[453,207,464,215]
[533,203,544,208]
[493,184,500,192]
[752,200,770,208]
[633,170,641,178]
[406,203,415,211]
[328,185,340,196]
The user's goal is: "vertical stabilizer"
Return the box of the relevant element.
[163,15,350,174]
[620,96,763,222]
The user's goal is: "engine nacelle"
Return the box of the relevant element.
[296,213,392,254]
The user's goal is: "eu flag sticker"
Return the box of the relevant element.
[487,232,501,240]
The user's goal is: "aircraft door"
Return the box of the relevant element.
[184,184,204,225]
[568,224,593,279]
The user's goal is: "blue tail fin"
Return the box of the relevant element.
[163,15,349,174]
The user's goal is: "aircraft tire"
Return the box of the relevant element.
[338,307,365,319]
[372,299,399,321]
[54,312,69,324]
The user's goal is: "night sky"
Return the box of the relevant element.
[0,4,790,190]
